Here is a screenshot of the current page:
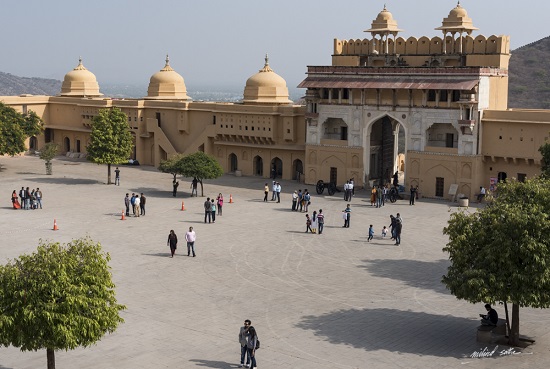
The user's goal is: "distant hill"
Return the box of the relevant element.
[508,36,550,109]
[0,71,61,96]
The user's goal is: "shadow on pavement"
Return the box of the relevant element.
[359,259,451,294]
[26,177,101,185]
[296,308,477,358]
[188,359,234,368]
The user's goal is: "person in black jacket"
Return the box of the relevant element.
[480,304,498,326]
[167,230,178,258]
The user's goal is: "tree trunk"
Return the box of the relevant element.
[107,163,112,184]
[508,303,520,346]
[47,348,55,369]
[199,179,204,197]
[504,301,511,337]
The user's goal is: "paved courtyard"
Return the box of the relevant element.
[0,156,549,369]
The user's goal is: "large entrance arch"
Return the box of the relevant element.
[292,159,303,180]
[271,157,282,179]
[368,116,405,186]
[63,137,71,153]
[228,153,238,172]
[253,156,263,176]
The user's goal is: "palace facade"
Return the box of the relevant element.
[2,2,550,200]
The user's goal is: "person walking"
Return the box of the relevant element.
[217,193,224,216]
[211,199,217,223]
[317,209,325,235]
[133,194,141,217]
[382,226,388,238]
[124,193,130,216]
[114,167,120,186]
[276,182,281,203]
[204,197,212,223]
[140,193,146,216]
[172,180,179,197]
[238,320,251,368]
[185,226,196,257]
[368,225,374,242]
[263,183,269,202]
[246,326,259,369]
[167,230,178,258]
[191,178,198,197]
[305,214,313,233]
[343,204,351,228]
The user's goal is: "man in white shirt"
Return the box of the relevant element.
[271,181,277,201]
[478,186,486,203]
[133,195,140,217]
[185,226,196,257]
[276,182,282,203]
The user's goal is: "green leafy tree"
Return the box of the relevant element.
[158,153,186,182]
[0,102,43,158]
[0,237,126,369]
[539,141,550,178]
[39,142,59,175]
[159,151,223,196]
[442,177,550,346]
[86,107,133,184]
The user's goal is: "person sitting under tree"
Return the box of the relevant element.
[480,303,499,326]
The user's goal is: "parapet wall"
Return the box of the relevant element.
[334,34,510,56]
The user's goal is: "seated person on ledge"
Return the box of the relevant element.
[480,303,498,326]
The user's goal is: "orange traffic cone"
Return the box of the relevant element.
[121,210,126,220]
[181,201,185,211]
[229,194,233,203]
[53,219,59,231]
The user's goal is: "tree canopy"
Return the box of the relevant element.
[442,177,550,346]
[0,102,43,157]
[86,107,133,184]
[0,237,126,369]
[539,142,550,178]
[159,151,223,196]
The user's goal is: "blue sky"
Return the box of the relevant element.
[2,0,548,90]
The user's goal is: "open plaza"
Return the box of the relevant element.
[0,156,549,369]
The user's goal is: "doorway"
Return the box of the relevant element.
[253,156,263,176]
[229,153,238,172]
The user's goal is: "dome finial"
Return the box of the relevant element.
[165,54,170,67]
[260,54,273,73]
[384,4,387,10]
[78,56,82,65]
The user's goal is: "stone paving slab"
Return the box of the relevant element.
[0,156,549,369]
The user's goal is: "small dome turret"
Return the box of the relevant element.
[146,55,189,100]
[60,58,102,97]
[435,1,478,34]
[242,55,292,105]
[364,5,403,35]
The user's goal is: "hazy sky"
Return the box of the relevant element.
[2,0,549,90]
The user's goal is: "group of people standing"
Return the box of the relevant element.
[370,185,388,208]
[125,193,146,217]
[263,181,282,203]
[203,193,224,223]
[343,179,355,201]
[291,188,311,212]
[305,209,325,234]
[12,187,43,210]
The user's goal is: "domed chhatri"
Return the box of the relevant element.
[60,57,102,97]
[146,55,189,100]
[242,54,292,105]
[364,5,403,35]
[435,1,478,34]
